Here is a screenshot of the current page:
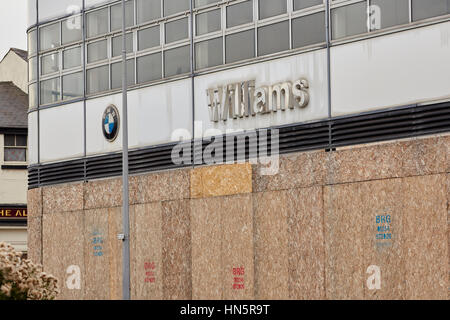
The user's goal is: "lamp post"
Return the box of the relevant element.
[121,0,131,301]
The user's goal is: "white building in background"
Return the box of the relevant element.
[0,48,28,254]
[26,0,449,183]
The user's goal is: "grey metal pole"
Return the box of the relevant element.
[326,0,332,150]
[121,0,131,301]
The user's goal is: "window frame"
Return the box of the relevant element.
[3,134,28,164]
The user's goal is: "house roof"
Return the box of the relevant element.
[9,48,28,62]
[0,82,28,129]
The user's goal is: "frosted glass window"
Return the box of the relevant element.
[195,0,220,7]
[165,18,189,43]
[259,0,287,20]
[412,0,450,21]
[257,21,289,56]
[40,77,61,105]
[137,53,162,83]
[111,1,135,31]
[226,29,255,63]
[227,1,253,28]
[29,83,38,108]
[40,23,60,51]
[292,12,325,48]
[86,8,108,38]
[63,47,82,69]
[29,57,38,81]
[63,72,83,100]
[195,37,223,70]
[41,53,60,75]
[28,30,37,55]
[112,33,134,57]
[138,26,160,50]
[87,65,109,94]
[164,0,189,16]
[111,59,135,89]
[196,9,221,35]
[331,2,367,40]
[87,40,108,63]
[62,15,82,44]
[164,45,190,77]
[137,0,161,23]
[370,0,409,30]
[293,0,323,11]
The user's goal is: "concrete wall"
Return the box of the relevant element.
[28,134,450,300]
[0,51,28,94]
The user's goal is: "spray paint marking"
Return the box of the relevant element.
[144,262,156,283]
[92,231,104,257]
[232,266,245,290]
[375,213,392,247]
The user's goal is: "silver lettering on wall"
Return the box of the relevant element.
[207,79,310,123]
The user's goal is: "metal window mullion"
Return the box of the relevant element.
[366,0,370,32]
[409,0,412,23]
[161,18,165,77]
[288,0,293,50]
[254,0,258,57]
[222,2,226,64]
[36,0,41,168]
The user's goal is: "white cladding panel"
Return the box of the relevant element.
[331,21,450,116]
[28,111,38,165]
[38,0,82,23]
[86,78,192,156]
[39,102,84,163]
[194,49,329,138]
[27,0,37,27]
[85,0,111,10]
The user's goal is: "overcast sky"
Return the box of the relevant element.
[0,1,28,61]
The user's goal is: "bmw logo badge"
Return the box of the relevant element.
[102,105,120,142]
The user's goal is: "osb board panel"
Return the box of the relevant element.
[27,188,42,219]
[360,179,406,300]
[253,191,289,299]
[191,198,222,300]
[42,211,85,300]
[252,135,449,193]
[27,217,42,265]
[329,135,449,185]
[324,183,366,300]
[42,183,83,214]
[400,135,449,177]
[221,194,254,300]
[191,163,252,199]
[324,174,448,300]
[287,187,325,300]
[161,200,192,300]
[401,175,447,299]
[107,207,123,300]
[84,179,123,210]
[252,150,329,193]
[83,208,111,300]
[447,173,450,301]
[191,194,254,300]
[130,169,190,204]
[130,203,163,300]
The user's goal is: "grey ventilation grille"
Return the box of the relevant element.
[28,102,450,189]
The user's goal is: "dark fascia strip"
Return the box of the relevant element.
[1,165,28,170]
[28,102,450,189]
[0,220,27,227]
[0,204,27,209]
[0,127,28,135]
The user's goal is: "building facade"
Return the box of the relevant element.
[27,0,449,299]
[0,76,28,254]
